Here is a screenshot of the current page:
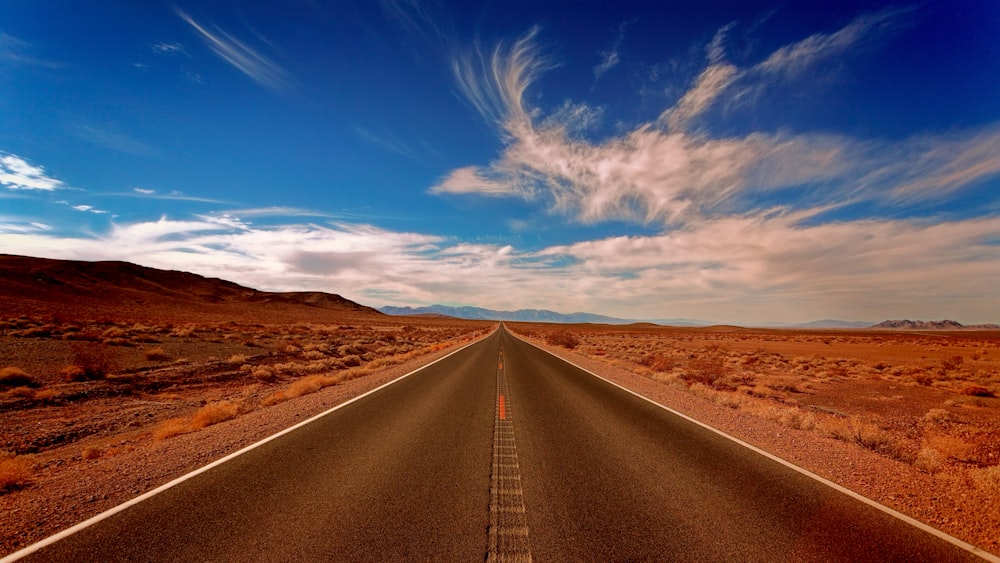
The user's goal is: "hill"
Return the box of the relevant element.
[870,319,1000,330]
[0,254,380,323]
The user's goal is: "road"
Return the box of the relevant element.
[8,325,988,561]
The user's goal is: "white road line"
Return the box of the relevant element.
[1,329,498,563]
[507,328,999,563]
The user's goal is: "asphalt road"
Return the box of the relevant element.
[10,326,989,562]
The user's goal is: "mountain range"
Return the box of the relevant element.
[378,305,877,328]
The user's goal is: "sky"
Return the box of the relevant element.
[1,0,999,324]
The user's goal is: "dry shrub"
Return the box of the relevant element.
[153,418,190,441]
[960,385,994,398]
[251,367,277,382]
[914,448,944,473]
[923,408,953,424]
[64,342,116,381]
[227,354,249,364]
[0,452,33,492]
[941,355,964,372]
[546,330,580,349]
[81,446,103,460]
[0,367,36,388]
[686,355,728,388]
[640,353,675,372]
[822,418,908,460]
[33,388,57,400]
[4,387,35,399]
[970,465,1000,493]
[775,407,816,431]
[144,347,172,362]
[191,401,239,429]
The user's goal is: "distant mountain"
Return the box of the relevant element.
[870,319,1000,330]
[792,319,873,329]
[0,254,380,322]
[378,305,631,324]
[380,305,715,326]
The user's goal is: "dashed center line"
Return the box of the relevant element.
[487,346,532,563]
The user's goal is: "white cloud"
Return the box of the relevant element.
[71,204,107,214]
[434,17,1000,227]
[755,8,903,79]
[133,188,155,195]
[0,153,64,191]
[2,213,998,324]
[152,42,186,56]
[593,50,619,80]
[450,25,553,131]
[72,124,158,157]
[177,10,294,93]
[0,33,61,68]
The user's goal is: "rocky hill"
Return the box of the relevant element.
[871,319,999,330]
[0,254,379,323]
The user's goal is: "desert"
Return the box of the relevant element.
[2,255,999,558]
[508,322,1000,554]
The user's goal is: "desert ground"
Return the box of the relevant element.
[507,322,1000,554]
[2,256,999,557]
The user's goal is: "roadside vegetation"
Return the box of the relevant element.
[0,316,488,486]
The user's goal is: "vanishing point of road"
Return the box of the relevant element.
[6,325,991,562]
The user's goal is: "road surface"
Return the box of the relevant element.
[8,325,988,561]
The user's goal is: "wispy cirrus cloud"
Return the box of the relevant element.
[152,42,187,56]
[0,33,62,68]
[593,19,635,81]
[0,153,65,191]
[71,124,159,157]
[355,127,439,161]
[432,11,1000,225]
[176,9,294,93]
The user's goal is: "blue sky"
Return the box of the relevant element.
[2,0,999,324]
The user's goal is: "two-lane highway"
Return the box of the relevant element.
[7,325,990,561]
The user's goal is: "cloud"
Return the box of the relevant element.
[354,127,428,161]
[0,33,62,68]
[133,188,155,195]
[434,16,1000,227]
[176,10,294,93]
[593,50,618,81]
[72,124,159,157]
[593,19,635,81]
[0,153,65,191]
[70,204,107,214]
[152,42,186,56]
[755,8,904,79]
[2,213,998,324]
[450,25,554,131]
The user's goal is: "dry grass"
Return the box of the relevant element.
[970,465,1000,493]
[81,445,103,460]
[0,452,34,492]
[190,401,239,430]
[153,418,192,441]
[0,367,36,388]
[143,347,172,362]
